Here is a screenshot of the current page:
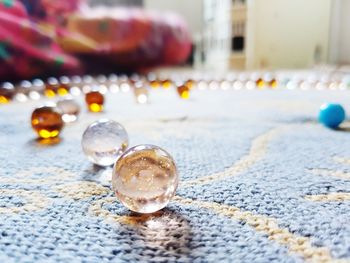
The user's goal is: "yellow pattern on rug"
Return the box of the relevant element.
[0,189,51,214]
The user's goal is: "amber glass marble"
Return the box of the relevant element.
[161,79,172,89]
[112,144,179,213]
[46,83,69,97]
[269,79,278,88]
[0,82,15,104]
[185,79,194,89]
[177,85,190,99]
[44,84,58,98]
[256,78,265,89]
[31,105,64,138]
[150,80,160,89]
[57,84,69,96]
[85,91,104,112]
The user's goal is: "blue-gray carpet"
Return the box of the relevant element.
[1,89,350,262]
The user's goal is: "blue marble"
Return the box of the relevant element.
[319,103,345,128]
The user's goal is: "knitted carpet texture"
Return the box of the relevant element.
[1,89,350,263]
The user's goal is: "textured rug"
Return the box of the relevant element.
[1,89,350,263]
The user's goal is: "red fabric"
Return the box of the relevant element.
[0,0,80,80]
[0,0,192,81]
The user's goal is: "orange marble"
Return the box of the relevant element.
[85,91,104,112]
[256,78,265,89]
[269,79,278,88]
[161,79,172,89]
[177,85,190,99]
[150,80,160,89]
[0,83,15,104]
[31,105,64,138]
[185,79,194,89]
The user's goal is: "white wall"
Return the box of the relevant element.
[338,0,350,63]
[143,0,203,37]
[329,0,350,64]
[338,0,350,64]
[246,0,332,69]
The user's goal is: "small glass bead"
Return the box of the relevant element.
[81,119,128,166]
[0,82,15,104]
[246,80,256,90]
[71,76,82,84]
[70,86,81,96]
[83,75,93,84]
[184,79,194,89]
[19,80,36,97]
[220,80,231,90]
[31,105,64,138]
[97,75,107,83]
[82,85,92,94]
[48,77,58,85]
[269,79,278,88]
[45,84,57,98]
[57,84,69,96]
[85,91,104,112]
[209,81,219,90]
[134,87,148,104]
[112,144,179,213]
[130,73,140,83]
[108,74,118,83]
[32,79,44,89]
[57,98,80,123]
[109,84,119,93]
[120,83,130,93]
[98,85,108,94]
[150,80,160,89]
[59,76,70,84]
[197,80,208,90]
[177,85,190,99]
[20,80,32,89]
[29,91,41,100]
[15,93,28,102]
[256,78,265,89]
[161,79,172,89]
[119,75,128,82]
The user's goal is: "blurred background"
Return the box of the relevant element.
[140,0,349,71]
[0,0,349,82]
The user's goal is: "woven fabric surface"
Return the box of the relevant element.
[1,89,350,263]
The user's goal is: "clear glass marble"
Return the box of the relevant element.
[57,97,80,123]
[82,119,128,166]
[112,144,179,213]
[134,86,148,104]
